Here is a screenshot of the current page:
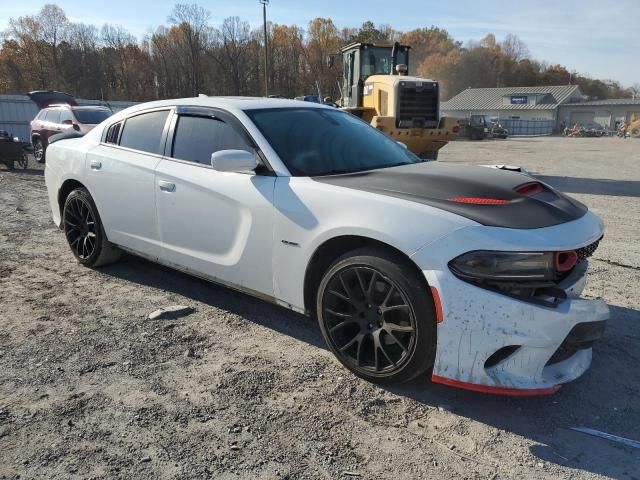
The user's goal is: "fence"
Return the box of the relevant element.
[500,119,555,136]
[0,95,137,142]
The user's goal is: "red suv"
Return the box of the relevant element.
[28,91,112,163]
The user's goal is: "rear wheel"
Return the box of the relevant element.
[33,138,45,163]
[316,247,437,384]
[62,188,121,267]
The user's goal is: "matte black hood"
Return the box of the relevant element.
[312,162,587,229]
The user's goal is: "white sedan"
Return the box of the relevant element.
[45,97,609,394]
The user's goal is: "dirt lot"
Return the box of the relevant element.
[1,136,639,480]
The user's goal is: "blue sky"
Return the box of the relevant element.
[1,0,638,86]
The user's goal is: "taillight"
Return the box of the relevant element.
[514,182,544,197]
[452,126,460,134]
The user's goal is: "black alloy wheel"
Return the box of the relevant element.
[64,194,97,260]
[317,247,436,384]
[62,188,121,267]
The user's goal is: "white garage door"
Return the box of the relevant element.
[569,111,595,127]
[593,112,611,129]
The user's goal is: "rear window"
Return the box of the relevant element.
[119,110,170,154]
[73,108,111,125]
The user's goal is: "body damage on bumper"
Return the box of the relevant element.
[412,213,610,394]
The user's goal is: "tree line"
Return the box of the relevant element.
[1,3,637,103]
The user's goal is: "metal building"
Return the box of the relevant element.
[0,94,137,142]
[558,99,640,130]
[441,85,583,136]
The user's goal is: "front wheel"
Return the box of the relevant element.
[316,247,437,384]
[62,188,121,267]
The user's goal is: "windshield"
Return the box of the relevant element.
[72,108,111,124]
[361,47,408,78]
[246,108,421,176]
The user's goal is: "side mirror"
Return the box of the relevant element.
[73,123,80,131]
[211,149,257,173]
[397,141,408,149]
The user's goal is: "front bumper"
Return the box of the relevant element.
[412,214,609,395]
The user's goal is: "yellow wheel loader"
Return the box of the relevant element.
[332,42,459,160]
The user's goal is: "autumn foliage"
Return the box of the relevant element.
[0,4,635,102]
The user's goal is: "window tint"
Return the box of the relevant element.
[73,108,111,124]
[171,115,253,165]
[246,108,419,176]
[105,122,122,144]
[119,110,169,154]
[59,109,74,123]
[45,109,61,123]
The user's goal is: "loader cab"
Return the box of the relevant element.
[340,42,410,108]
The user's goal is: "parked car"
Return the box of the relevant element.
[44,97,609,394]
[28,90,112,163]
[490,121,508,139]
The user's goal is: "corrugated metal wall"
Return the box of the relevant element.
[0,95,137,142]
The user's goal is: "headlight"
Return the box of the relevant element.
[449,251,556,282]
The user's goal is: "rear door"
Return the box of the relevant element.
[154,108,276,298]
[85,108,172,258]
[42,109,62,143]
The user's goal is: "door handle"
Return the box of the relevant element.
[158,181,176,193]
[90,160,102,170]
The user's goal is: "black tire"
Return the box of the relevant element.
[62,188,121,267]
[17,152,28,169]
[316,247,437,384]
[33,138,45,163]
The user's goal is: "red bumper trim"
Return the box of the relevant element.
[431,374,561,396]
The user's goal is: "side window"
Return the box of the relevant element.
[119,110,169,154]
[45,109,61,124]
[104,122,122,144]
[59,109,74,124]
[171,115,253,165]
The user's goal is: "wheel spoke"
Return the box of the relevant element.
[338,272,353,299]
[356,336,364,366]
[326,308,352,319]
[327,289,350,302]
[382,284,396,307]
[329,319,358,334]
[385,322,414,333]
[386,331,408,354]
[380,303,410,315]
[339,334,360,353]
[366,271,378,299]
[354,268,368,299]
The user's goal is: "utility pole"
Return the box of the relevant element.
[260,0,269,96]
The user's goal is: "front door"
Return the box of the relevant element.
[154,109,276,298]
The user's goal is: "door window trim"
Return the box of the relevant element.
[163,107,275,175]
[100,106,173,157]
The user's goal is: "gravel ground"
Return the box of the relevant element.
[0,136,639,480]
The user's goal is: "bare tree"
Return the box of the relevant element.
[38,4,69,86]
[168,3,211,96]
